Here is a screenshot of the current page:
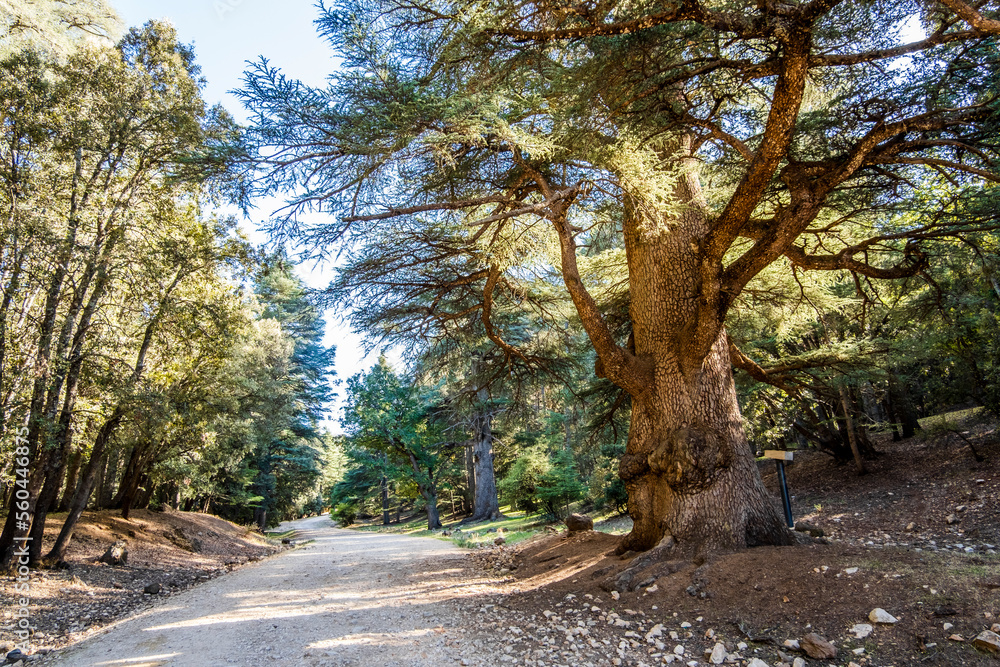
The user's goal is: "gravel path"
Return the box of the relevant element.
[45,515,499,666]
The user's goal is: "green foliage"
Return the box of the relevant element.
[498,445,585,519]
[339,358,458,529]
[332,503,357,527]
[0,18,340,562]
[536,448,586,519]
[236,0,1000,527]
[497,447,547,515]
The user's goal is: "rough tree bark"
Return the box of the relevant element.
[468,384,501,521]
[544,154,792,556]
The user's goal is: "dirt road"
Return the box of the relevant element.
[46,515,502,666]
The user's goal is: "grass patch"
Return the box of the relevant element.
[348,503,630,548]
[918,406,986,430]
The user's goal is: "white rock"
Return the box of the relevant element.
[747,659,771,667]
[611,590,620,601]
[709,643,727,664]
[793,658,806,667]
[680,622,692,628]
[853,647,865,655]
[646,584,659,593]
[844,567,859,574]
[869,608,898,624]
[737,642,748,651]
[673,644,684,655]
[943,622,954,630]
[851,623,873,638]
[782,639,800,650]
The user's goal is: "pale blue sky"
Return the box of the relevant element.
[114,0,332,120]
[112,0,390,429]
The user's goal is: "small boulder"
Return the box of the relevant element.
[565,513,594,533]
[747,659,770,667]
[851,623,873,639]
[800,633,837,660]
[973,630,1000,655]
[709,643,727,664]
[144,582,161,595]
[98,540,128,566]
[494,536,506,545]
[946,514,960,525]
[869,608,898,624]
[4,649,26,664]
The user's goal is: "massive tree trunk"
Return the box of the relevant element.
[617,332,790,553]
[548,156,791,556]
[424,492,442,531]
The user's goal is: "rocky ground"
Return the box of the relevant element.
[456,411,1000,667]
[0,410,997,666]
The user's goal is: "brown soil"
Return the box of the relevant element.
[474,413,1000,666]
[2,412,997,666]
[0,508,281,655]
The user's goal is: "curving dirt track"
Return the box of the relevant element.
[44,515,500,666]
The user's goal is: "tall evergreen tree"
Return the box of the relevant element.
[245,259,335,529]
[240,0,1000,555]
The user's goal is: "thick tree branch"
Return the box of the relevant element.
[551,214,652,397]
[727,334,795,393]
[939,0,1000,33]
[784,243,929,279]
[705,31,812,265]
[812,28,979,67]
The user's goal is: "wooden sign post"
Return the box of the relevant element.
[764,450,795,528]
